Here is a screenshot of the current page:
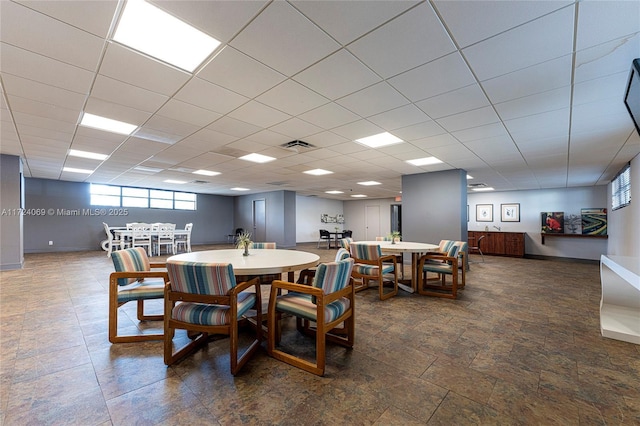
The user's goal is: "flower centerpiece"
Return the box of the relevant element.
[389,231,401,244]
[236,231,252,256]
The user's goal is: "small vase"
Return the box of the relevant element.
[243,245,249,256]
[391,239,396,244]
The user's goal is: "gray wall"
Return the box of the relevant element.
[23,178,234,253]
[607,154,639,257]
[233,190,296,248]
[402,169,468,244]
[0,155,24,269]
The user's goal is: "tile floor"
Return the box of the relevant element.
[1,244,639,425]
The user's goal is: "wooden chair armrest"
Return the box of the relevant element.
[270,280,323,297]
[110,270,169,281]
[233,277,260,293]
[379,254,398,263]
[149,262,166,269]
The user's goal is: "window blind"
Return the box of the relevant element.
[611,164,631,210]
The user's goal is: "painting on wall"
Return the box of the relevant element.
[581,208,607,235]
[476,204,493,222]
[541,212,564,233]
[564,214,582,234]
[321,213,345,224]
[501,203,520,222]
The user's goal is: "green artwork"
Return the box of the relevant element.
[581,208,607,235]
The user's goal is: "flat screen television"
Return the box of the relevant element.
[623,58,640,135]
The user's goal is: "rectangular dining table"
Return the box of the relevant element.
[356,241,439,293]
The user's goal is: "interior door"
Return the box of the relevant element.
[365,205,380,241]
[253,199,266,242]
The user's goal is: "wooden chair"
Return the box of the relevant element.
[267,258,355,376]
[417,243,464,299]
[109,247,168,343]
[349,243,398,300]
[164,261,262,375]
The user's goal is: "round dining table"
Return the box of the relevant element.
[167,249,320,281]
[356,241,440,293]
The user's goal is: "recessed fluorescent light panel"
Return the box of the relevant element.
[357,181,381,186]
[80,113,137,135]
[193,169,220,176]
[351,194,367,198]
[304,169,333,176]
[239,153,276,164]
[113,0,221,72]
[63,167,93,174]
[355,132,403,148]
[164,179,186,184]
[467,175,474,179]
[134,166,163,173]
[472,187,495,192]
[406,156,442,166]
[325,190,344,194]
[230,187,250,191]
[68,149,109,161]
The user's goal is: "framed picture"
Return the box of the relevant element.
[476,204,493,222]
[501,203,520,222]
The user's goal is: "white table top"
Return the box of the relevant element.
[167,249,320,275]
[356,241,439,253]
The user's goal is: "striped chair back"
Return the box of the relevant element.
[251,242,276,249]
[350,243,382,261]
[313,258,354,294]
[111,247,150,286]
[167,261,236,295]
[335,248,350,261]
[339,237,353,251]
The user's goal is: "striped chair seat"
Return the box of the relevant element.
[171,291,257,326]
[352,263,394,276]
[117,277,166,303]
[275,293,351,323]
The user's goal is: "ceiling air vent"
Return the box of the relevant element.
[190,180,209,184]
[467,182,487,188]
[280,140,316,153]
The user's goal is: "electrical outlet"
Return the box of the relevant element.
[48,241,53,246]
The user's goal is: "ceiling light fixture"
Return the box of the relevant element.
[68,149,109,161]
[193,169,220,176]
[325,190,344,194]
[472,187,495,192]
[113,0,221,72]
[164,179,186,184]
[304,169,333,176]
[80,112,137,135]
[134,166,163,173]
[355,132,403,148]
[351,194,367,198]
[467,175,474,179]
[238,153,276,163]
[63,167,93,174]
[406,156,443,166]
[357,181,381,186]
[230,187,250,191]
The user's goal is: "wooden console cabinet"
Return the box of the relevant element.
[468,231,525,257]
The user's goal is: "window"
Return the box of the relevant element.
[90,184,196,210]
[611,164,631,210]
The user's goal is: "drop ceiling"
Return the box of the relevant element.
[1,0,638,200]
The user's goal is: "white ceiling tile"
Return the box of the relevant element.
[392,120,447,141]
[416,84,490,119]
[256,80,329,116]
[494,86,571,121]
[0,43,94,94]
[452,122,509,143]
[2,74,86,111]
[389,52,476,102]
[8,96,79,124]
[572,71,630,106]
[462,6,575,80]
[291,0,419,45]
[269,118,324,140]
[155,99,222,128]
[336,82,408,117]
[83,98,151,127]
[434,0,573,48]
[481,55,572,103]
[348,2,455,78]
[99,44,191,96]
[206,116,262,139]
[576,0,640,51]
[330,120,384,141]
[298,103,360,129]
[436,106,500,133]
[574,33,640,84]
[505,109,570,143]
[174,77,249,115]
[227,101,291,128]
[91,75,169,113]
[229,1,340,76]
[197,46,286,98]
[293,50,381,100]
[0,1,104,71]
[409,133,461,150]
[367,104,432,131]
